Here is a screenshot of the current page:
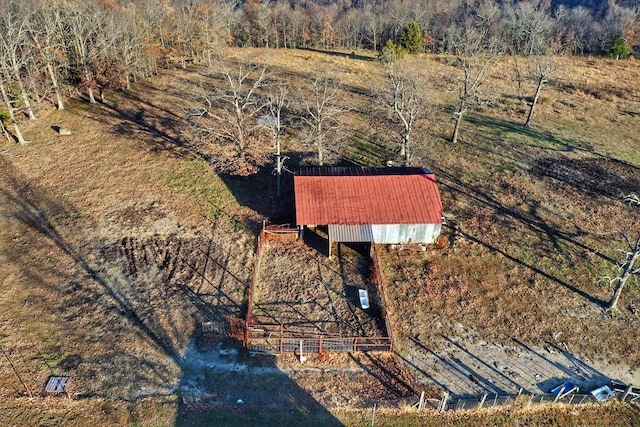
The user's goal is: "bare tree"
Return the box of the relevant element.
[262,84,288,197]
[447,24,497,145]
[185,57,269,175]
[300,75,344,166]
[524,49,562,128]
[603,194,640,311]
[502,0,553,56]
[362,2,384,51]
[0,6,37,120]
[380,56,430,164]
[66,5,106,104]
[112,10,144,90]
[0,76,27,144]
[170,2,205,69]
[0,112,10,141]
[27,1,67,110]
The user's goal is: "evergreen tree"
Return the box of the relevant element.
[400,21,423,54]
[607,36,631,59]
[379,39,406,63]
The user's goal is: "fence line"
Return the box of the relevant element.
[248,335,391,354]
[240,230,394,354]
[243,231,264,347]
[371,245,395,352]
[262,222,299,240]
[417,389,631,413]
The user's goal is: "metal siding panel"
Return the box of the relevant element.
[372,225,383,242]
[371,224,442,244]
[372,224,399,244]
[433,224,442,243]
[329,224,374,242]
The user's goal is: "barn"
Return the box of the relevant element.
[294,167,444,253]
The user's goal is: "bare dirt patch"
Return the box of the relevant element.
[253,236,386,337]
[179,346,418,410]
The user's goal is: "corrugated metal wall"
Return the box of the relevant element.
[371,223,441,244]
[327,223,441,244]
[328,224,374,242]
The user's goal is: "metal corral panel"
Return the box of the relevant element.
[329,224,374,242]
[371,223,441,244]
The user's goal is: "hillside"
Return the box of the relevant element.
[1,48,639,425]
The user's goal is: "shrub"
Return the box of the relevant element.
[379,39,406,63]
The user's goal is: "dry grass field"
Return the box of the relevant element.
[0,47,639,425]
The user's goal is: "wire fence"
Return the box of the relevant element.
[413,386,638,413]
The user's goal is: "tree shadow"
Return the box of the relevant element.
[0,158,340,425]
[433,167,611,307]
[454,224,606,307]
[217,161,297,226]
[347,352,416,400]
[299,47,376,63]
[407,334,612,399]
[530,156,640,201]
[512,339,610,392]
[408,337,506,398]
[466,113,639,172]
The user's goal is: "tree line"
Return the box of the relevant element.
[233,0,639,57]
[0,0,637,143]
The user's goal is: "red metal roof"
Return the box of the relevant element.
[295,169,443,225]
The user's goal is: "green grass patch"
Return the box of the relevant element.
[164,157,242,220]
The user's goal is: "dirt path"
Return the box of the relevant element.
[178,339,417,409]
[400,322,640,399]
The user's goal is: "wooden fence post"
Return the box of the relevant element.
[418,391,425,410]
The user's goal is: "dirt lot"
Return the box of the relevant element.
[253,233,386,337]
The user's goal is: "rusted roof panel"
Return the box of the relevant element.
[295,168,443,225]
